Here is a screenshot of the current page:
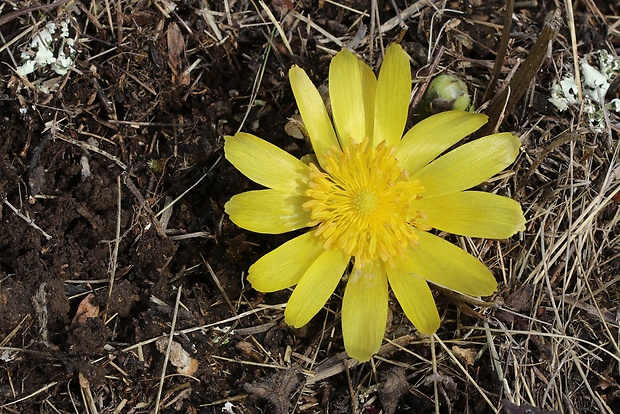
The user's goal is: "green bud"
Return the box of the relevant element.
[419,74,470,117]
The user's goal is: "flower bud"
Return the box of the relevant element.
[419,74,470,117]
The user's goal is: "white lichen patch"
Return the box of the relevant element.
[549,50,620,133]
[17,20,76,78]
[549,78,579,111]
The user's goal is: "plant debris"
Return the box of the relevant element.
[0,0,619,412]
[244,368,304,414]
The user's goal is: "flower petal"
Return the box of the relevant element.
[396,111,488,175]
[290,65,340,168]
[412,132,520,197]
[412,191,526,238]
[248,232,325,292]
[284,248,350,328]
[396,228,498,296]
[359,60,377,143]
[386,266,440,334]
[342,261,388,361]
[225,189,311,234]
[225,133,311,192]
[330,49,367,146]
[373,44,411,147]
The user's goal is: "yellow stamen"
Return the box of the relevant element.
[303,139,425,268]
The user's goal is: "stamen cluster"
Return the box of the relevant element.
[303,140,425,268]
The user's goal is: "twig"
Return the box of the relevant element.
[104,176,122,320]
[482,0,515,104]
[3,199,52,240]
[478,9,561,136]
[344,359,359,414]
[0,0,71,27]
[56,134,127,170]
[380,0,437,33]
[0,382,59,408]
[167,231,210,241]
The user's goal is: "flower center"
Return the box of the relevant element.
[303,139,425,268]
[354,190,379,215]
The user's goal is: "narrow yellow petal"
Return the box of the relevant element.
[284,248,350,328]
[248,232,325,292]
[386,266,440,334]
[225,133,311,192]
[412,191,526,238]
[330,49,366,145]
[373,44,411,147]
[396,228,498,296]
[396,111,488,175]
[359,60,377,143]
[225,189,311,234]
[412,132,520,197]
[342,261,388,361]
[289,66,340,168]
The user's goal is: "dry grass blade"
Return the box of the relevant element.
[0,382,59,408]
[290,11,345,47]
[103,176,122,320]
[259,0,293,56]
[564,0,583,103]
[2,0,620,412]
[380,0,436,33]
[202,256,237,315]
[433,334,499,413]
[153,287,183,414]
[78,372,98,414]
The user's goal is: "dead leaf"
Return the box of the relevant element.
[235,340,263,362]
[497,284,537,324]
[506,284,536,312]
[451,345,476,365]
[167,22,188,86]
[71,293,99,327]
[284,114,306,140]
[379,367,409,414]
[244,369,303,414]
[156,337,199,376]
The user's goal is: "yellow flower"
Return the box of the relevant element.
[224,44,526,361]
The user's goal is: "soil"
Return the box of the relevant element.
[1,0,619,413]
